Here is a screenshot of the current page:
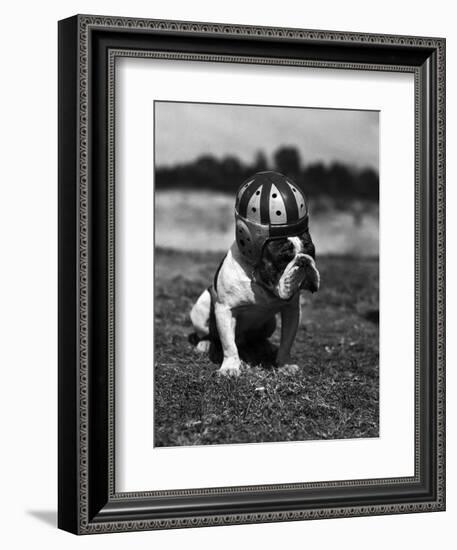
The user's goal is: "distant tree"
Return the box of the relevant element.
[251,151,269,173]
[195,155,219,173]
[220,156,243,192]
[221,156,242,173]
[303,162,326,197]
[327,162,354,199]
[193,155,222,189]
[154,148,379,204]
[356,168,379,200]
[273,146,302,180]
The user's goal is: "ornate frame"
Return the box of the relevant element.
[58,14,445,534]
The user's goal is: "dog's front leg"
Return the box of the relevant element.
[277,294,300,373]
[214,302,241,377]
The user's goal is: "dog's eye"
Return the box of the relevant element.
[279,242,294,259]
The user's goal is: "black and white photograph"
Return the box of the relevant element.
[154,100,380,447]
[0,0,449,543]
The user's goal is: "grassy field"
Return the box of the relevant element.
[154,247,379,447]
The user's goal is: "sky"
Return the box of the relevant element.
[155,101,379,170]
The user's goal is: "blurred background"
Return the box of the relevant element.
[154,101,379,257]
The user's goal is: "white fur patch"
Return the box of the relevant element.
[277,257,307,300]
[190,288,211,337]
[288,236,304,255]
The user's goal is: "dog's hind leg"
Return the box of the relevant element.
[190,289,212,353]
[190,288,211,337]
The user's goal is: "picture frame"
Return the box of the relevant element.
[58,14,445,534]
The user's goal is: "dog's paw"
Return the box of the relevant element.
[219,357,241,378]
[278,363,300,375]
[194,340,210,354]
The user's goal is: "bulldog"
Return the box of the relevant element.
[189,170,320,377]
[190,232,320,377]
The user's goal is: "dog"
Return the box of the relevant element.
[189,171,320,377]
[190,234,319,376]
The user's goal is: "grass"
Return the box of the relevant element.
[154,247,379,447]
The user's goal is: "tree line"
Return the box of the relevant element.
[155,146,378,202]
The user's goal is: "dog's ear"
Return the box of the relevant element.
[300,257,320,293]
[298,231,319,292]
[299,230,316,260]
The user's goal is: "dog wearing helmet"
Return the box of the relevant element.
[190,171,320,377]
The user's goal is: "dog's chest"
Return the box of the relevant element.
[231,282,287,321]
[216,249,288,315]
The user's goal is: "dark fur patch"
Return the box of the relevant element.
[300,230,316,260]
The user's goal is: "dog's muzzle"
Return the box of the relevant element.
[277,254,308,300]
[276,254,320,299]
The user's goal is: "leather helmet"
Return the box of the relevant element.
[234,171,309,265]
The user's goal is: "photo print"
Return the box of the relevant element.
[153,100,379,447]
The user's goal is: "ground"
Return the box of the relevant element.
[154,247,379,447]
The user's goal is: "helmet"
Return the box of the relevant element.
[235,171,309,265]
